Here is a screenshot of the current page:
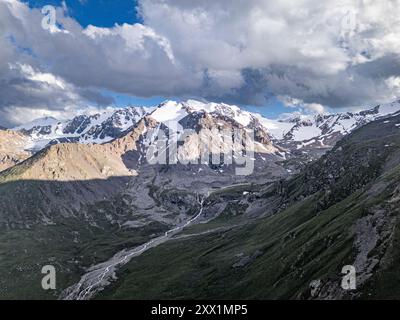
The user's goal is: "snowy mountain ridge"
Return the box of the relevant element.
[14,106,154,151]
[258,100,400,150]
[11,99,400,154]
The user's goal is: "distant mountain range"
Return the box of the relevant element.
[13,106,151,151]
[9,99,400,152]
[2,99,400,176]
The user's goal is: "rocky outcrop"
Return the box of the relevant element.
[0,129,31,172]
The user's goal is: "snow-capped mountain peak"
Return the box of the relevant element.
[14,106,151,151]
[10,99,400,156]
[265,100,400,151]
[148,99,253,128]
[14,116,59,131]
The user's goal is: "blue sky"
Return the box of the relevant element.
[20,0,293,118]
[24,0,141,27]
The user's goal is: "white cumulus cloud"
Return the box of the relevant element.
[1,0,400,125]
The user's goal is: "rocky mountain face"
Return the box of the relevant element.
[6,99,400,173]
[13,106,150,152]
[256,100,400,172]
[269,100,400,151]
[0,129,31,172]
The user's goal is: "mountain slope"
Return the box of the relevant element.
[2,99,400,300]
[1,143,136,183]
[0,100,288,299]
[96,113,400,300]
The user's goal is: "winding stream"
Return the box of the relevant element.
[61,194,207,300]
